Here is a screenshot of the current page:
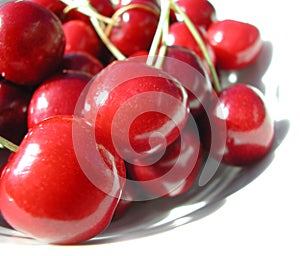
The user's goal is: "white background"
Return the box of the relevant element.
[1,0,300,255]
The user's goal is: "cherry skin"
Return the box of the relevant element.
[27,71,92,129]
[202,83,274,166]
[206,19,263,70]
[63,20,102,58]
[167,22,216,67]
[84,60,189,161]
[126,118,203,197]
[0,115,126,244]
[0,79,32,144]
[61,52,104,76]
[109,3,159,56]
[0,1,65,86]
[172,0,216,28]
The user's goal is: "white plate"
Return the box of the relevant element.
[1,0,299,255]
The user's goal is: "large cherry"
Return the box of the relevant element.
[127,118,203,198]
[0,115,126,244]
[206,19,263,70]
[200,83,274,166]
[27,71,92,129]
[0,1,65,86]
[84,60,189,161]
[0,79,32,144]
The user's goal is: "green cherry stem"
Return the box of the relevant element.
[170,1,221,93]
[0,136,18,152]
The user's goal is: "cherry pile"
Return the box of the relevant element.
[0,0,274,245]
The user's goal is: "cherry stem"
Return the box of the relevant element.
[170,1,221,93]
[0,136,18,152]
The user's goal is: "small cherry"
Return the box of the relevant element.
[206,19,263,70]
[0,1,65,86]
[27,71,92,129]
[61,52,104,76]
[0,115,126,244]
[84,60,189,161]
[63,20,102,58]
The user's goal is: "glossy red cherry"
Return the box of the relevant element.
[63,20,102,58]
[206,19,263,70]
[173,0,216,28]
[61,52,104,76]
[84,60,189,160]
[0,115,126,244]
[0,1,65,86]
[127,118,203,197]
[27,0,66,21]
[167,22,216,67]
[108,3,159,56]
[27,71,92,129]
[0,79,32,144]
[203,83,274,166]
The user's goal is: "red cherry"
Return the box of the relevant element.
[108,4,159,56]
[0,1,65,86]
[167,22,216,67]
[0,79,32,144]
[63,20,102,58]
[0,115,126,244]
[61,52,104,76]
[84,60,189,160]
[127,118,203,197]
[27,71,92,129]
[207,19,263,70]
[206,83,274,166]
[173,0,216,28]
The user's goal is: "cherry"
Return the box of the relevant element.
[61,52,104,76]
[0,79,32,144]
[84,60,189,161]
[206,19,263,70]
[167,22,216,67]
[108,3,159,56]
[0,115,126,244]
[127,117,203,197]
[0,1,65,86]
[200,83,274,166]
[27,71,92,129]
[172,0,216,28]
[63,20,102,58]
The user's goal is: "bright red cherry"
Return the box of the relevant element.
[0,115,126,244]
[108,3,159,56]
[173,0,216,28]
[167,22,216,67]
[63,20,102,58]
[0,79,32,144]
[27,71,92,129]
[61,52,104,76]
[127,118,203,197]
[206,19,263,70]
[84,60,189,161]
[0,1,65,86]
[203,83,274,166]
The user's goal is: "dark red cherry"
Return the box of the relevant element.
[206,83,274,166]
[109,4,159,56]
[173,0,216,28]
[84,60,189,161]
[27,71,92,129]
[0,1,65,86]
[0,115,126,244]
[167,22,216,67]
[63,20,102,58]
[207,19,263,70]
[61,52,104,76]
[0,79,32,144]
[127,118,203,197]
